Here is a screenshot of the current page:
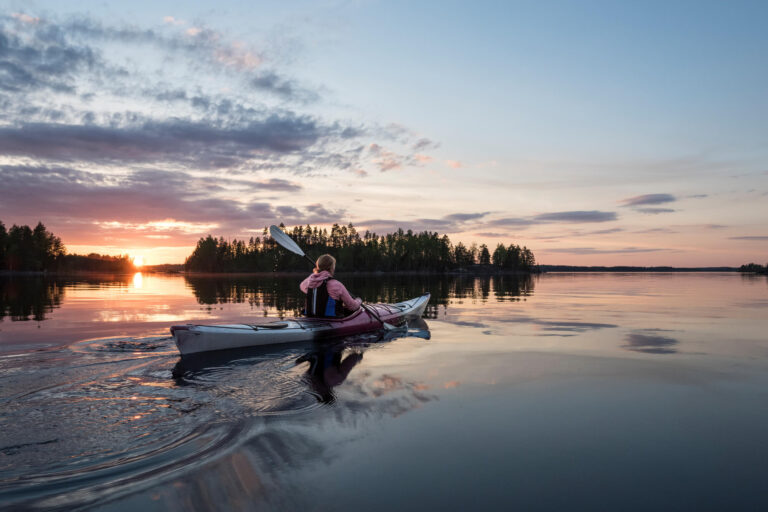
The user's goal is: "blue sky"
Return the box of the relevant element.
[1,0,766,265]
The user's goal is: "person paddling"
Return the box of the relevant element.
[300,254,362,318]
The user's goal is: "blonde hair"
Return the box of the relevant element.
[316,254,336,273]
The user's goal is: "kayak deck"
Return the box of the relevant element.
[171,294,430,355]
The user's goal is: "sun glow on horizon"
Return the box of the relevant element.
[132,256,145,267]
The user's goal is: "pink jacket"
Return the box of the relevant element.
[300,270,362,311]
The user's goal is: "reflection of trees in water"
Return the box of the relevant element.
[0,275,134,321]
[0,277,64,321]
[184,275,535,318]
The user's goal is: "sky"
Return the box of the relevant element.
[1,0,767,266]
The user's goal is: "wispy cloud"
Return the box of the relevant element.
[249,71,319,103]
[620,193,676,207]
[533,211,617,223]
[487,210,618,229]
[359,211,491,234]
[635,208,676,215]
[729,236,768,241]
[444,212,491,222]
[542,247,666,255]
[474,232,508,237]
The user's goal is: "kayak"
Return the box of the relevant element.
[171,293,430,355]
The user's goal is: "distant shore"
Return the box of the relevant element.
[538,265,739,273]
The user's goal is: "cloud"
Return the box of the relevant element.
[1,13,439,179]
[0,165,323,245]
[633,228,678,234]
[412,138,439,151]
[249,71,319,103]
[255,178,302,191]
[635,208,675,215]
[620,193,676,207]
[586,228,625,235]
[486,212,620,228]
[359,211,490,234]
[162,16,185,26]
[443,212,490,222]
[0,12,442,251]
[487,217,538,228]
[0,165,254,225]
[303,204,346,224]
[729,236,768,241]
[474,232,509,238]
[445,160,463,169]
[11,13,40,24]
[0,20,99,93]
[368,143,404,171]
[542,247,666,255]
[533,210,618,223]
[0,117,327,167]
[275,205,303,217]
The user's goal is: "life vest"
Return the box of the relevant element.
[305,279,345,318]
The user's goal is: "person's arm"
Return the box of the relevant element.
[327,280,362,310]
[300,275,311,293]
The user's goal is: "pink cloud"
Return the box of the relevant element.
[445,160,463,169]
[163,16,185,26]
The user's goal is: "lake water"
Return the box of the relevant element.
[1,272,767,511]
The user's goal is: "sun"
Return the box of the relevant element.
[132,256,144,268]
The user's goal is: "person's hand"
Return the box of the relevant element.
[313,267,319,274]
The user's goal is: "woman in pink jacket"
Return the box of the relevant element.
[300,254,362,318]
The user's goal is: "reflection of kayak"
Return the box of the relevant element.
[171,294,430,355]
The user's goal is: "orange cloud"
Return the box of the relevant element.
[445,160,463,169]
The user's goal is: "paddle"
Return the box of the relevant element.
[269,225,396,330]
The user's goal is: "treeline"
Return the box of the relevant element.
[0,220,136,273]
[185,223,536,273]
[739,263,767,274]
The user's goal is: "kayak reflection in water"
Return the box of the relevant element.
[298,344,363,404]
[300,254,362,318]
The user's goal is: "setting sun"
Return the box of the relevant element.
[132,256,144,268]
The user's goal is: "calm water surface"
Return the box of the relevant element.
[1,272,767,511]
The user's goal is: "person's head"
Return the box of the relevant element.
[316,254,336,274]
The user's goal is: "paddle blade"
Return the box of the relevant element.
[269,225,306,257]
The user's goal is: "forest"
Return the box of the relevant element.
[0,221,135,273]
[739,263,768,274]
[185,223,536,273]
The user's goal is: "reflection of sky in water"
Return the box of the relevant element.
[1,273,768,510]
